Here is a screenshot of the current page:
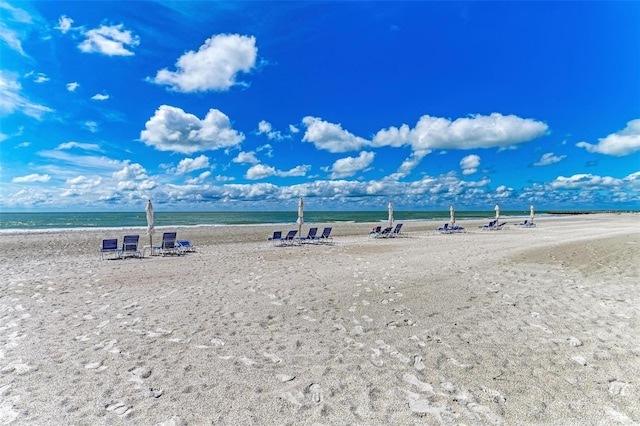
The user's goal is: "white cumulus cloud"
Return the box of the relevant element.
[233,151,259,164]
[460,154,480,175]
[245,163,310,180]
[91,93,109,101]
[79,23,139,56]
[140,105,244,154]
[66,82,79,91]
[576,119,640,156]
[257,120,288,140]
[302,116,370,153]
[373,113,548,151]
[533,152,566,166]
[113,162,148,181]
[328,151,375,179]
[150,34,257,92]
[549,173,620,190]
[175,155,210,175]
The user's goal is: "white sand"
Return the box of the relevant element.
[1,214,639,425]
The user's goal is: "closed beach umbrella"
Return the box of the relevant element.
[530,204,535,223]
[388,201,394,228]
[495,204,500,223]
[449,205,455,226]
[296,197,304,237]
[146,199,155,248]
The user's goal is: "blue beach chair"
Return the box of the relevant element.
[120,235,141,258]
[100,238,119,260]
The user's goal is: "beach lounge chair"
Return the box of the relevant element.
[516,219,536,228]
[177,240,196,252]
[280,230,298,245]
[376,227,393,238]
[160,232,180,255]
[437,223,451,233]
[369,225,382,237]
[100,238,119,259]
[297,227,318,243]
[479,220,497,230]
[389,223,404,237]
[268,231,282,245]
[120,235,141,258]
[451,224,465,233]
[314,227,333,243]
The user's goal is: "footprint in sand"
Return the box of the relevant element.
[128,366,152,388]
[390,351,410,364]
[85,360,106,371]
[308,383,323,403]
[238,356,256,367]
[105,401,132,417]
[608,379,630,396]
[281,391,304,406]
[263,352,282,364]
[570,355,587,366]
[413,355,426,371]
[567,336,583,347]
[409,335,427,347]
[478,385,506,404]
[370,348,383,367]
[210,338,225,347]
[401,373,435,395]
[276,374,295,383]
[530,323,553,334]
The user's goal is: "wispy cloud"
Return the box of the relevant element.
[12,173,50,183]
[0,1,32,56]
[0,71,54,119]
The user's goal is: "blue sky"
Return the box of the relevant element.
[1,1,639,212]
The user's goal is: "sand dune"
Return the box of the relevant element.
[1,214,638,425]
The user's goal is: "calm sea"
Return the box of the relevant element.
[0,210,544,231]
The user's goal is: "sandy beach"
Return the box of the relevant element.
[1,214,638,425]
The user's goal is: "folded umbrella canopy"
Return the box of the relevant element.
[530,204,535,223]
[146,199,155,248]
[297,197,304,238]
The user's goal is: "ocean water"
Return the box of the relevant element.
[0,210,542,231]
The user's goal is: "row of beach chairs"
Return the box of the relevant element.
[268,227,333,246]
[100,232,196,259]
[369,223,405,238]
[438,218,537,233]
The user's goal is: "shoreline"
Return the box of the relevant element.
[0,211,635,236]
